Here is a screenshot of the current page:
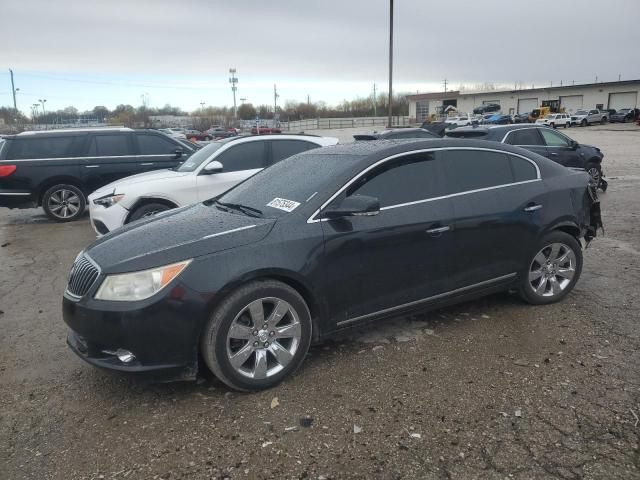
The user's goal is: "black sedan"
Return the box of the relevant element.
[446,124,607,191]
[353,128,439,140]
[63,139,601,391]
[609,108,638,123]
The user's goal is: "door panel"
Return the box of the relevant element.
[196,169,262,201]
[539,129,580,167]
[134,133,184,171]
[80,133,139,193]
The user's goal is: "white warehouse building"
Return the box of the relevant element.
[407,79,640,123]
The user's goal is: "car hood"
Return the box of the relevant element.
[85,203,276,273]
[90,169,192,198]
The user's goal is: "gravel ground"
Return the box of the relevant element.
[1,125,639,479]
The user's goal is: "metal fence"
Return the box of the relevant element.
[281,116,411,131]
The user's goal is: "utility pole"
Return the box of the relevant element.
[618,74,621,81]
[443,78,448,93]
[387,0,394,128]
[229,68,238,120]
[200,101,205,110]
[9,69,18,110]
[273,84,279,121]
[373,83,377,117]
[307,94,310,105]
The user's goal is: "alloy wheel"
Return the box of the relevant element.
[587,166,601,184]
[528,243,576,297]
[226,297,302,379]
[48,189,82,219]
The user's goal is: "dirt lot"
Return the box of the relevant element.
[1,125,639,480]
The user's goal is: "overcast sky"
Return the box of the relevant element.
[2,0,639,114]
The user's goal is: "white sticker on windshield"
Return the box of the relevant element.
[266,197,301,213]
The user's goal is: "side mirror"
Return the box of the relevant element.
[570,140,578,150]
[202,160,223,174]
[321,195,380,219]
[174,147,184,159]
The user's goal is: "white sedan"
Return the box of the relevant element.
[535,113,571,128]
[88,134,338,236]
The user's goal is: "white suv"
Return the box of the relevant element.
[88,134,338,235]
[535,113,571,128]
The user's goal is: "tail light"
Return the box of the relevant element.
[0,165,16,177]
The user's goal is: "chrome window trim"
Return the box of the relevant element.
[307,146,541,223]
[0,192,31,196]
[336,272,517,327]
[2,154,176,162]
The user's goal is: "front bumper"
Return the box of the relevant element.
[88,202,129,236]
[62,284,207,381]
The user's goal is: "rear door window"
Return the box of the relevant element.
[270,140,318,165]
[504,129,544,146]
[509,155,538,181]
[136,133,179,155]
[539,129,571,147]
[347,152,445,208]
[214,141,267,172]
[6,136,78,159]
[439,149,513,194]
[88,134,133,156]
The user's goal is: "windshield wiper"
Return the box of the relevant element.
[214,200,263,218]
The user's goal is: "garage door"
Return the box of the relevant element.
[608,91,638,110]
[517,98,538,113]
[560,95,583,114]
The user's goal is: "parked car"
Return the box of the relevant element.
[446,124,607,190]
[251,126,282,134]
[609,108,638,123]
[484,114,512,125]
[63,138,601,390]
[184,129,213,141]
[535,113,572,129]
[571,109,608,126]
[159,128,187,139]
[514,112,531,123]
[0,128,195,222]
[88,134,338,235]
[353,128,439,141]
[206,127,237,139]
[472,103,501,114]
[444,115,474,128]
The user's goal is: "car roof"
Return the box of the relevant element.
[214,133,338,147]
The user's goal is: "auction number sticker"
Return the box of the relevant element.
[266,197,301,213]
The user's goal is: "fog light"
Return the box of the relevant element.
[103,348,136,363]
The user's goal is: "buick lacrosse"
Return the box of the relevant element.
[63,139,601,391]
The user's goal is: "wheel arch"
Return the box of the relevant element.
[548,221,581,244]
[125,197,179,223]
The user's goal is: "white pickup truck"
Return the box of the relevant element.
[571,109,609,127]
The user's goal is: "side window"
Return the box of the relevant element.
[439,149,513,194]
[88,134,132,156]
[509,155,538,182]
[347,152,444,208]
[271,140,318,165]
[540,129,570,147]
[215,141,267,172]
[504,129,544,146]
[136,133,179,155]
[7,136,76,160]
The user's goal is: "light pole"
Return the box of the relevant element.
[229,68,238,120]
[39,99,47,116]
[9,69,19,110]
[387,0,394,128]
[32,103,40,122]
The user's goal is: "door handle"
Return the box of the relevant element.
[426,225,450,235]
[84,165,100,168]
[140,162,154,166]
[549,152,558,156]
[524,204,542,212]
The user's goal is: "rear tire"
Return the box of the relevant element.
[519,231,582,305]
[581,119,587,127]
[42,184,86,222]
[201,280,312,391]
[128,202,172,222]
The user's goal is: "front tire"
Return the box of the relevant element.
[201,280,313,391]
[128,202,171,222]
[585,162,602,187]
[519,231,583,305]
[581,119,587,127]
[42,184,86,222]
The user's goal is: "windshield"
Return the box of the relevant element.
[544,115,554,119]
[617,109,631,113]
[575,110,588,115]
[213,151,360,218]
[176,141,224,172]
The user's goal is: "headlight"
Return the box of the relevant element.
[95,260,191,301]
[93,193,125,208]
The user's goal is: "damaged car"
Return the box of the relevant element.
[62,139,602,391]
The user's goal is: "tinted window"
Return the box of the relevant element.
[504,129,544,146]
[439,150,513,194]
[271,140,318,165]
[136,133,178,154]
[540,129,570,147]
[7,136,77,160]
[215,141,266,172]
[510,155,537,182]
[347,153,444,208]
[88,134,132,156]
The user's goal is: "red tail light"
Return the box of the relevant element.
[0,165,16,177]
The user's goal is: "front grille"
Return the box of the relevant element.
[67,255,100,298]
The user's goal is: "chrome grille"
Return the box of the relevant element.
[67,255,99,298]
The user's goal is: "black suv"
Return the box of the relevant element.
[0,128,195,221]
[446,124,607,190]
